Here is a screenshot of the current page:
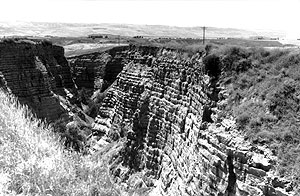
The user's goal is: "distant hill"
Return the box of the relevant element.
[0,21,285,39]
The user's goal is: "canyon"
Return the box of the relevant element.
[0,40,296,196]
[88,46,294,196]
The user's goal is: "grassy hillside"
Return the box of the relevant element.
[0,90,120,196]
[204,46,300,191]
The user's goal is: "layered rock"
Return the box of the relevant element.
[0,39,74,120]
[93,46,294,195]
[68,46,133,91]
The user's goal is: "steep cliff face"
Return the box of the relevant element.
[0,40,74,120]
[68,46,133,92]
[92,46,293,195]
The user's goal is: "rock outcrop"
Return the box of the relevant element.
[92,46,294,195]
[68,46,132,92]
[0,39,74,121]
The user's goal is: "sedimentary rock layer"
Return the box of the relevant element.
[68,46,131,91]
[93,46,293,196]
[0,40,74,120]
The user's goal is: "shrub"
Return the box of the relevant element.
[203,54,221,77]
[221,46,252,73]
[52,119,88,152]
[41,39,53,46]
[236,112,250,129]
[63,122,87,151]
[2,38,17,44]
[77,88,90,105]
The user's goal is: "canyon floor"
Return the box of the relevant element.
[0,36,299,196]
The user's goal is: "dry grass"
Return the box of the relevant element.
[0,90,120,196]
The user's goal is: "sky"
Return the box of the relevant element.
[0,0,299,38]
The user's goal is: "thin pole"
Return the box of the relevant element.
[203,26,206,45]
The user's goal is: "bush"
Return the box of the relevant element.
[221,46,252,73]
[203,54,221,77]
[236,113,250,129]
[41,39,53,46]
[2,38,17,44]
[53,119,88,152]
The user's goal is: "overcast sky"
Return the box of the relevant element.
[0,0,299,38]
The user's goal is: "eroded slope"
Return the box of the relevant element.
[90,46,294,196]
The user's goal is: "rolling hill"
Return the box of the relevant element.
[0,21,285,39]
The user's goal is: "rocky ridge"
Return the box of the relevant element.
[90,46,294,195]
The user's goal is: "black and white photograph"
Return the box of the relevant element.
[0,0,299,195]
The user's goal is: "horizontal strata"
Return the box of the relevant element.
[92,46,293,196]
[0,41,74,120]
[68,45,157,92]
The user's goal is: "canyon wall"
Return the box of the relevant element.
[92,46,293,196]
[0,39,74,121]
[68,46,133,91]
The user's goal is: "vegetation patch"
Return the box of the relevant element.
[0,90,121,195]
[204,46,300,189]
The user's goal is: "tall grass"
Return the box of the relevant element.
[0,90,120,196]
